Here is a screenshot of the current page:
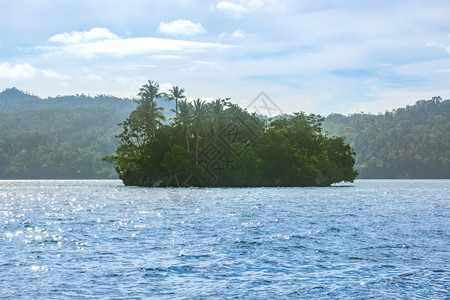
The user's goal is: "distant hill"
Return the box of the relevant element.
[0,87,175,179]
[0,106,124,179]
[0,87,137,112]
[323,97,450,178]
[0,87,176,114]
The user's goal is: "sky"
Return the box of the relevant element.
[1,0,450,115]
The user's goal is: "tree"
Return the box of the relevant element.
[135,80,166,140]
[191,99,209,165]
[105,80,359,187]
[166,86,186,116]
[173,100,193,151]
[206,98,229,136]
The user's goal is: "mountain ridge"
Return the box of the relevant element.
[0,87,141,113]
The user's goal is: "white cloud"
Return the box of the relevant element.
[39,28,231,58]
[215,1,247,18]
[150,55,184,60]
[231,29,245,39]
[426,41,450,54]
[214,0,285,18]
[0,62,36,80]
[218,29,245,40]
[84,74,103,81]
[158,19,206,36]
[123,64,156,70]
[193,60,219,66]
[159,82,173,93]
[0,62,71,81]
[42,69,71,80]
[49,28,119,44]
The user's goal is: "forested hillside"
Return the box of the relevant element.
[323,97,450,178]
[0,87,136,112]
[1,88,448,179]
[0,88,138,179]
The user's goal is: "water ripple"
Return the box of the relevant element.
[0,179,449,298]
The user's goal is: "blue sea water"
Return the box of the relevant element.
[0,180,449,299]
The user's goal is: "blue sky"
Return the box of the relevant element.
[1,0,449,115]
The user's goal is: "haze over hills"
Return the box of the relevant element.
[322,97,450,178]
[0,87,137,112]
[0,88,448,179]
[0,88,171,179]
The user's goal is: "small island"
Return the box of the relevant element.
[104,80,358,187]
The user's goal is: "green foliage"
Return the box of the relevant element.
[222,144,262,186]
[0,87,144,179]
[166,86,186,115]
[0,86,180,179]
[106,81,357,186]
[135,80,166,140]
[0,87,137,112]
[322,97,450,178]
[0,106,127,179]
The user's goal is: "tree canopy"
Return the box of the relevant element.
[323,97,450,178]
[104,81,358,187]
[0,106,125,179]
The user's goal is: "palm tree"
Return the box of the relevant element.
[135,80,166,140]
[166,86,186,116]
[138,80,164,101]
[207,99,227,135]
[173,100,193,152]
[191,98,209,165]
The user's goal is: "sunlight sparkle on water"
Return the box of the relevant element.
[0,180,448,299]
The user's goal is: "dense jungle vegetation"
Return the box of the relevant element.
[0,87,448,180]
[323,96,450,178]
[0,107,124,179]
[104,81,357,186]
[0,88,135,179]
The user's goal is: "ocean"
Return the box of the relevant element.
[1,179,448,299]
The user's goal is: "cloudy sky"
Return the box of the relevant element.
[1,0,449,115]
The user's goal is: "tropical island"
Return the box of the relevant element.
[103,81,358,187]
